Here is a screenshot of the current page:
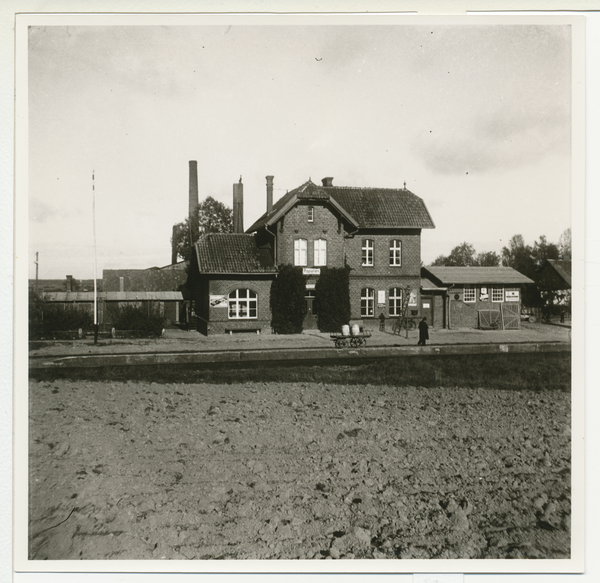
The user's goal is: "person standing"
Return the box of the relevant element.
[417,317,429,346]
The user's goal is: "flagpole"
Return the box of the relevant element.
[92,170,99,344]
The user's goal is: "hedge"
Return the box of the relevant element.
[314,266,351,332]
[270,264,307,334]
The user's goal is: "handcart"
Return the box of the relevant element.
[330,329,372,348]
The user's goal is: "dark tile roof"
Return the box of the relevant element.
[246,179,435,232]
[326,186,435,229]
[547,259,572,286]
[421,276,447,290]
[424,266,534,285]
[102,269,187,292]
[194,233,276,274]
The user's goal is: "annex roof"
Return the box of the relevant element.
[547,259,572,287]
[423,266,534,285]
[246,179,435,232]
[421,276,447,291]
[194,233,276,274]
[43,291,183,302]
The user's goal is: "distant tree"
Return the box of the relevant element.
[558,228,572,259]
[431,242,476,266]
[475,251,501,267]
[172,196,234,262]
[531,235,560,268]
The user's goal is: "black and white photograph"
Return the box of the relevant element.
[11,8,590,577]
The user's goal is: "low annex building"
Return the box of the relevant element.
[421,266,535,330]
[187,173,435,335]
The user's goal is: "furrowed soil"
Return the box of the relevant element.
[28,370,571,561]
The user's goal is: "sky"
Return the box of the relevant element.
[27,20,573,280]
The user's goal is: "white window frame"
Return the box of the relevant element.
[389,240,402,266]
[294,238,307,266]
[492,287,504,303]
[314,239,327,266]
[228,289,258,319]
[362,239,374,266]
[388,287,403,316]
[361,287,375,317]
[307,206,314,222]
[463,287,476,303]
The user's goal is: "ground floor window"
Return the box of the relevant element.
[492,287,504,302]
[361,287,375,317]
[463,287,476,303]
[228,289,257,319]
[388,287,403,316]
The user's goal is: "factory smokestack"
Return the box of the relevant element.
[266,175,274,213]
[233,176,244,234]
[189,161,199,240]
[172,224,178,265]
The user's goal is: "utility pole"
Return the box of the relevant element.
[35,252,39,293]
[92,170,99,345]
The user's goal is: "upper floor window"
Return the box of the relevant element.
[388,287,403,316]
[294,238,307,266]
[314,239,327,266]
[228,289,257,319]
[464,287,476,303]
[361,287,375,317]
[362,239,374,266]
[307,206,314,222]
[389,240,402,266]
[492,287,504,302]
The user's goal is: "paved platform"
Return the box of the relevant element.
[29,321,571,370]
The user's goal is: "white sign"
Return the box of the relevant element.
[423,302,430,309]
[408,291,417,306]
[303,268,321,275]
[480,287,489,301]
[209,294,228,307]
[305,283,316,289]
[505,290,520,302]
[378,290,386,304]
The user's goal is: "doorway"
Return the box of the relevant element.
[304,289,318,329]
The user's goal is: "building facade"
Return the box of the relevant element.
[188,175,435,335]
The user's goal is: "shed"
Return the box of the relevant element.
[422,266,534,330]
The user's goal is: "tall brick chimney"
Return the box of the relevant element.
[66,275,73,292]
[189,160,199,240]
[233,176,244,234]
[171,224,178,265]
[266,175,274,213]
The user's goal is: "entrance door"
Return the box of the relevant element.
[421,295,433,326]
[304,289,318,329]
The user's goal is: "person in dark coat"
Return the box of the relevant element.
[417,317,429,346]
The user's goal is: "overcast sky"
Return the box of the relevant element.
[27,21,573,280]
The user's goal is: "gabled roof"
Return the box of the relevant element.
[194,233,276,274]
[423,266,534,285]
[326,186,435,229]
[246,179,435,232]
[547,259,572,287]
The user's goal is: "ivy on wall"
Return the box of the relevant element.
[270,264,307,334]
[314,266,351,332]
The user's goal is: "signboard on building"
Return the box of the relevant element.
[505,290,520,302]
[209,294,228,307]
[378,290,386,305]
[408,291,417,306]
[303,268,321,275]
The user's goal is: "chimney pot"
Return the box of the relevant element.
[266,176,274,213]
[233,178,244,233]
[321,177,333,187]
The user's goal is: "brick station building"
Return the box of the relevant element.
[187,172,435,335]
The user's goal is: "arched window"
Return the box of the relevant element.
[361,287,375,317]
[228,289,257,319]
[294,238,307,266]
[389,240,402,266]
[388,287,403,316]
[362,239,374,266]
[314,239,327,266]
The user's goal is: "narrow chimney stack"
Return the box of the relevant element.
[266,175,274,213]
[66,275,73,292]
[233,176,244,233]
[322,177,333,187]
[189,161,199,239]
[171,224,178,265]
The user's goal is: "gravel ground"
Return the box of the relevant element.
[28,378,571,561]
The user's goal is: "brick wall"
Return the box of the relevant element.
[206,276,274,334]
[275,203,346,268]
[449,285,522,328]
